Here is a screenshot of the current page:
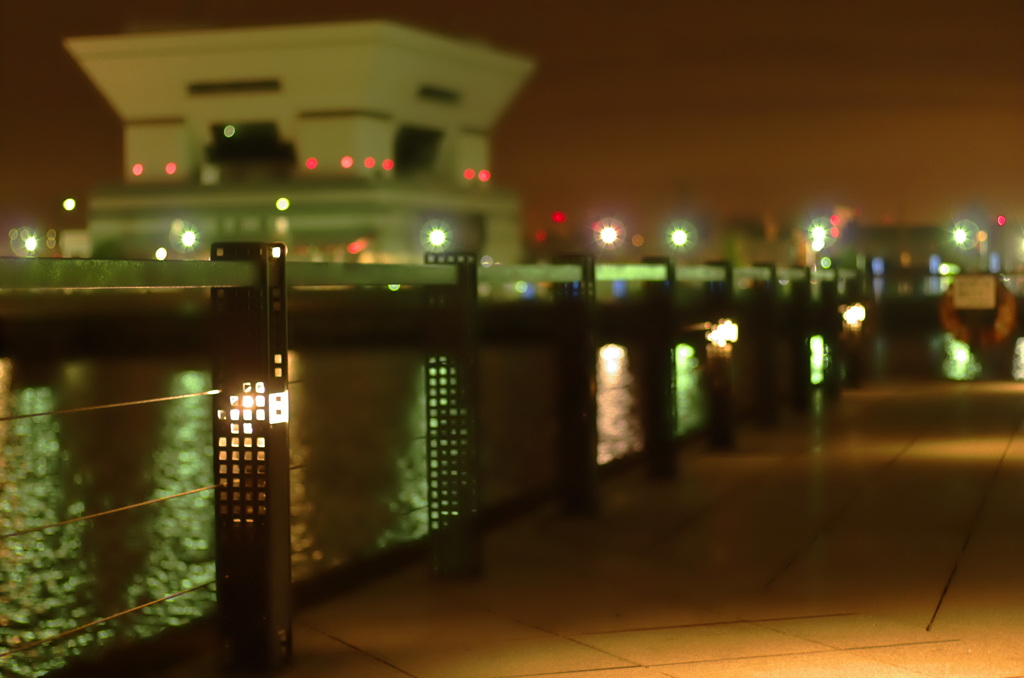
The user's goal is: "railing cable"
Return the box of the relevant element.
[0,389,221,423]
[0,485,217,541]
[0,581,215,660]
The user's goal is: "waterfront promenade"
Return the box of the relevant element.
[162,381,1024,678]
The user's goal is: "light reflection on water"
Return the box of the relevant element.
[943,334,980,381]
[597,344,643,465]
[674,344,703,436]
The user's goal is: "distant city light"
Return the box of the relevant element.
[275,197,290,211]
[938,263,951,275]
[24,236,37,252]
[953,228,967,245]
[810,335,826,385]
[388,284,401,291]
[155,247,168,261]
[594,217,624,248]
[631,234,644,246]
[842,303,866,330]
[829,226,840,238]
[132,163,143,176]
[180,229,197,248]
[871,257,885,275]
[514,281,528,294]
[223,125,236,138]
[478,170,491,181]
[480,255,494,267]
[364,157,376,168]
[810,225,827,241]
[600,226,618,244]
[998,215,1007,226]
[552,212,567,223]
[706,319,739,348]
[535,229,548,241]
[952,220,978,249]
[668,220,696,249]
[347,238,368,255]
[62,198,76,211]
[463,168,476,180]
[671,230,687,246]
[811,239,825,252]
[165,162,177,175]
[829,214,840,227]
[382,159,394,171]
[305,157,318,170]
[820,257,832,269]
[421,220,452,252]
[341,156,354,168]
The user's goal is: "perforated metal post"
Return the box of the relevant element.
[424,252,481,577]
[705,263,735,449]
[555,254,598,514]
[821,276,842,399]
[210,242,291,672]
[790,268,812,411]
[642,257,676,478]
[752,264,779,426]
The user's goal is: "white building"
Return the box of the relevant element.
[64,21,534,262]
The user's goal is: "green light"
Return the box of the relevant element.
[670,229,688,247]
[810,335,826,385]
[429,229,447,247]
[514,280,528,294]
[943,334,980,380]
[24,236,37,252]
[820,257,831,269]
[938,263,950,275]
[953,228,967,245]
[223,125,235,138]
[420,220,452,251]
[811,225,827,241]
[62,198,76,212]
[387,284,401,291]
[180,230,197,248]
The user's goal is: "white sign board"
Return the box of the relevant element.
[952,275,997,310]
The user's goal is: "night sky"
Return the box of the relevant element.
[1,1,1021,243]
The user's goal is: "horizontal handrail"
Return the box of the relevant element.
[290,262,457,287]
[733,266,772,281]
[0,258,258,290]
[595,263,668,282]
[675,265,727,282]
[0,389,221,423]
[479,264,582,284]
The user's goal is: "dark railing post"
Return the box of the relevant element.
[752,264,778,426]
[790,268,812,411]
[210,242,291,672]
[555,254,598,514]
[821,274,842,399]
[642,257,676,478]
[705,263,734,449]
[424,252,481,577]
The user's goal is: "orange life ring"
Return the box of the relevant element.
[938,277,1017,348]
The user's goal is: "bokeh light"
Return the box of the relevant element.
[165,162,177,175]
[132,163,144,176]
[552,211,567,223]
[223,125,235,138]
[420,220,452,252]
[276,197,290,211]
[155,247,168,260]
[952,219,978,249]
[340,156,353,168]
[62,198,76,212]
[382,159,394,171]
[364,157,376,168]
[593,218,624,248]
[478,170,491,182]
[463,168,475,180]
[305,157,318,170]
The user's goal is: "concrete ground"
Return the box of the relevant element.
[168,381,1024,677]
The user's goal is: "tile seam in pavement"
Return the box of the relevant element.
[297,620,421,678]
[926,409,1024,631]
[646,643,947,674]
[763,431,922,589]
[572,611,857,635]
[498,613,645,672]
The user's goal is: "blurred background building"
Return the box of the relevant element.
[61,21,534,262]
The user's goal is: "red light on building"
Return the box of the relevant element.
[382,159,394,171]
[132,163,144,176]
[830,226,840,238]
[478,169,491,182]
[552,211,567,223]
[165,162,176,175]
[535,229,548,242]
[463,168,476,180]
[829,214,840,227]
[347,238,368,255]
[997,215,1007,226]
[364,157,376,168]
[306,157,318,170]
[340,156,353,168]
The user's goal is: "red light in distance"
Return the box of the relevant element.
[132,163,144,176]
[830,226,840,238]
[347,238,368,255]
[829,214,840,227]
[552,211,567,223]
[535,229,548,242]
[382,159,394,171]
[364,157,376,168]
[306,157,318,170]
[478,169,491,182]
[463,168,476,180]
[165,162,176,175]
[340,156,353,168]
[997,215,1007,226]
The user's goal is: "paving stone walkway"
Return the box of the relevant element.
[167,381,1024,677]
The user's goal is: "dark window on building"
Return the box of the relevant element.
[189,79,280,95]
[208,123,294,164]
[394,126,444,176]
[418,85,460,105]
